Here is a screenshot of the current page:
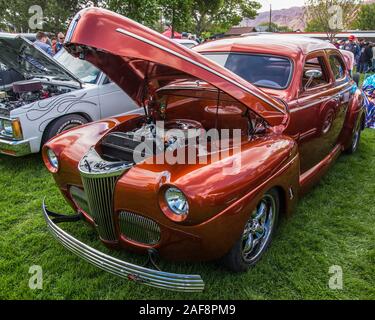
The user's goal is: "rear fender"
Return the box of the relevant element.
[341,88,365,149]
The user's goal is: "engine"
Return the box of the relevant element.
[0,79,73,117]
[100,119,204,163]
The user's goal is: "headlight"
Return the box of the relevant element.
[47,148,59,170]
[165,187,189,216]
[0,119,13,137]
[0,118,23,140]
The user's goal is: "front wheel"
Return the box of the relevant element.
[220,188,280,273]
[42,114,88,145]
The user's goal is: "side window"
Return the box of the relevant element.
[329,55,346,80]
[302,56,330,90]
[103,76,112,85]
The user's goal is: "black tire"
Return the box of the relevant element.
[42,114,88,145]
[345,118,362,155]
[220,188,280,273]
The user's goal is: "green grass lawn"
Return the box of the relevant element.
[0,130,374,300]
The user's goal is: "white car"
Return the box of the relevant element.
[0,33,138,156]
[173,39,199,49]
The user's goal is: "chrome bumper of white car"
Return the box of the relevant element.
[0,137,31,156]
[42,200,205,293]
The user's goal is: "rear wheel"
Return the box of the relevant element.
[220,188,280,273]
[345,118,362,154]
[42,114,88,145]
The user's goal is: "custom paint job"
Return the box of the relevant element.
[0,34,138,156]
[43,8,365,262]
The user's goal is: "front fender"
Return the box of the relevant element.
[42,114,142,190]
[114,134,299,226]
[113,134,300,261]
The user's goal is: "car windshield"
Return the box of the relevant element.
[54,49,100,84]
[203,53,292,89]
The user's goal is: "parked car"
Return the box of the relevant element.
[42,8,366,292]
[173,38,199,49]
[0,33,138,156]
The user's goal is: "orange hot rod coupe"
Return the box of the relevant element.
[42,8,366,292]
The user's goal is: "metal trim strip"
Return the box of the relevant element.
[42,201,205,292]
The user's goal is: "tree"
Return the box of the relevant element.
[305,18,325,32]
[0,0,93,33]
[351,3,375,30]
[304,0,362,41]
[159,0,193,36]
[43,0,95,32]
[258,22,292,32]
[191,0,261,36]
[106,0,161,29]
[0,0,263,38]
[0,0,46,32]
[190,0,222,36]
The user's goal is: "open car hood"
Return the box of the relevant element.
[64,8,288,127]
[0,33,82,85]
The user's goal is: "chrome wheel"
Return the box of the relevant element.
[241,195,276,263]
[351,123,361,152]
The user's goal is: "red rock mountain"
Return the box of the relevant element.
[240,0,375,32]
[240,6,306,31]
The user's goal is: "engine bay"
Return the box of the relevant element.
[98,87,267,165]
[101,119,204,162]
[0,79,75,117]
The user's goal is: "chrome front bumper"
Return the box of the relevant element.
[42,200,205,293]
[0,137,31,156]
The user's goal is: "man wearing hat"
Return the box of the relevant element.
[344,35,360,67]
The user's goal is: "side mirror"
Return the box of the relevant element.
[304,69,323,90]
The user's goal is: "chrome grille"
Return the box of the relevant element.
[78,148,132,242]
[81,175,120,241]
[70,186,91,215]
[119,211,161,245]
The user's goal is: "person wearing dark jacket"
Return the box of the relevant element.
[359,42,373,74]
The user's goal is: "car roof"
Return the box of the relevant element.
[174,39,198,44]
[195,33,337,57]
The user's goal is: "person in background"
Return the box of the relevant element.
[358,38,366,47]
[51,37,57,55]
[339,40,346,50]
[332,39,340,49]
[359,42,373,74]
[34,31,53,56]
[55,32,65,54]
[344,36,360,67]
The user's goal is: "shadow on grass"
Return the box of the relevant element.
[0,153,44,171]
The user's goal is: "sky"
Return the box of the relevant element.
[258,0,306,12]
